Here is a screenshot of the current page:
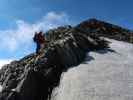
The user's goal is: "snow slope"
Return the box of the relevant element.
[51,39,133,100]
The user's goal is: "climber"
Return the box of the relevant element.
[33,31,45,54]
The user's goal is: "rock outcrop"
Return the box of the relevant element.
[76,18,133,43]
[0,18,132,100]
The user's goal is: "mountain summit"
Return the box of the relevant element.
[0,18,132,100]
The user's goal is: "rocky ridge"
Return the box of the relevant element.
[0,18,132,100]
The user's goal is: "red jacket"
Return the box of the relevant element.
[33,32,45,44]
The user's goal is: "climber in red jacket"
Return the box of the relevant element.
[33,31,45,54]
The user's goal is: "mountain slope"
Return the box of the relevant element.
[51,39,133,100]
[0,18,132,100]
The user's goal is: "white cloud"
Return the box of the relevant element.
[0,59,13,69]
[0,11,70,53]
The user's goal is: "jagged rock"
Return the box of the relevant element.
[0,18,132,100]
[76,18,133,43]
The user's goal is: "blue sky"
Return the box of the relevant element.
[0,0,133,66]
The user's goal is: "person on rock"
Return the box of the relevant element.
[33,31,45,54]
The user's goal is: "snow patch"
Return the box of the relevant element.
[51,39,133,100]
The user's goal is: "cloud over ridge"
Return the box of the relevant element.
[0,11,71,66]
[0,11,70,52]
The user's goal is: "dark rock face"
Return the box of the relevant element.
[76,18,133,43]
[0,18,131,100]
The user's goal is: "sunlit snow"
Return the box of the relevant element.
[51,39,133,100]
